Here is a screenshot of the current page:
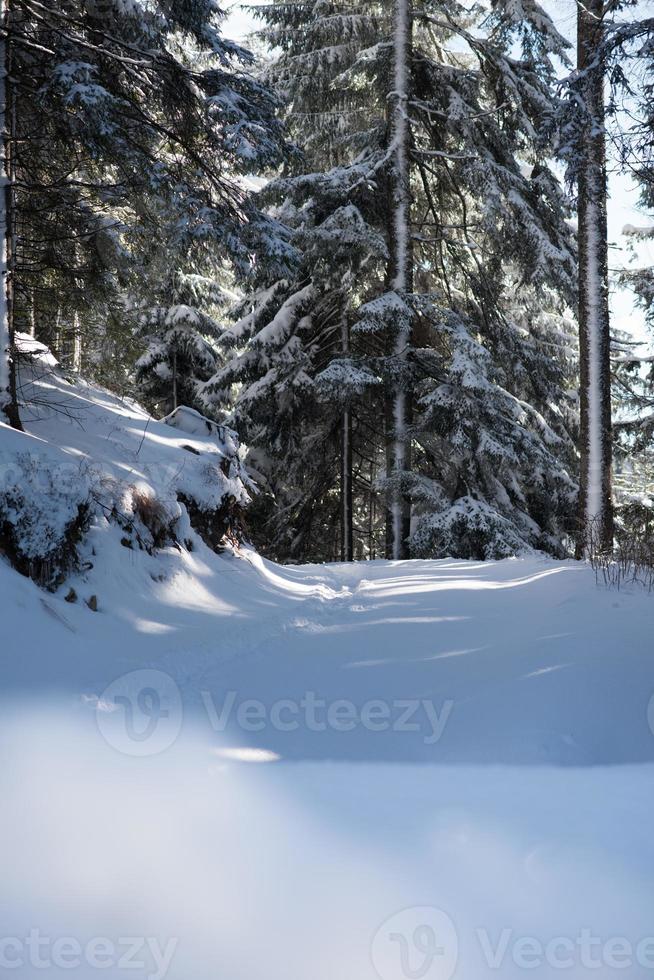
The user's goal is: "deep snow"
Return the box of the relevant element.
[5,549,654,766]
[3,551,654,979]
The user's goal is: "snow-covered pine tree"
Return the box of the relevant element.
[204,1,390,561]
[388,0,579,558]
[135,265,227,418]
[229,0,579,562]
[204,192,386,561]
[602,13,654,540]
[7,0,290,414]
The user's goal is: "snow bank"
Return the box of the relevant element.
[1,345,251,586]
[0,423,90,585]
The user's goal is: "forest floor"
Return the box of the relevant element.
[3,549,654,979]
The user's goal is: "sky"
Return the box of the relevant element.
[543,0,654,347]
[223,0,654,349]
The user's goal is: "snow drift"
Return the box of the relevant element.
[0,336,251,586]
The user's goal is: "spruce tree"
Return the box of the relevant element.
[223,0,579,562]
[5,0,290,418]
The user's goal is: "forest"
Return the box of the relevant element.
[2,0,653,574]
[3,5,654,979]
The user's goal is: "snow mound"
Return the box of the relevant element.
[15,330,59,367]
[1,347,251,586]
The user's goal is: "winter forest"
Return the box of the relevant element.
[2,0,654,573]
[3,1,654,979]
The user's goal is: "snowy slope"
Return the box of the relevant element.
[0,345,249,587]
[2,365,654,979]
[15,350,249,514]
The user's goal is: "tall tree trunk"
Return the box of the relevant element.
[54,304,61,355]
[385,0,413,560]
[72,310,82,372]
[0,0,21,429]
[340,315,353,561]
[576,0,612,556]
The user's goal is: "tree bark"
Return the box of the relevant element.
[72,310,82,372]
[0,0,21,429]
[576,0,612,556]
[385,0,413,560]
[340,315,353,561]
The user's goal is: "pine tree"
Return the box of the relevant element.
[226,0,579,562]
[204,194,384,561]
[135,280,224,418]
[6,0,290,417]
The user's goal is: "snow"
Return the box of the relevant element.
[254,282,316,348]
[15,358,249,517]
[162,404,239,457]
[15,330,59,368]
[2,549,654,978]
[164,304,201,327]
[2,364,654,979]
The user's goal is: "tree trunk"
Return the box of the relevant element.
[385,0,413,560]
[54,304,61,356]
[340,315,353,561]
[576,0,612,556]
[0,0,21,429]
[72,310,82,372]
[27,288,34,337]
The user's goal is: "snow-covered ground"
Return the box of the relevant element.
[2,361,654,979]
[3,551,654,979]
